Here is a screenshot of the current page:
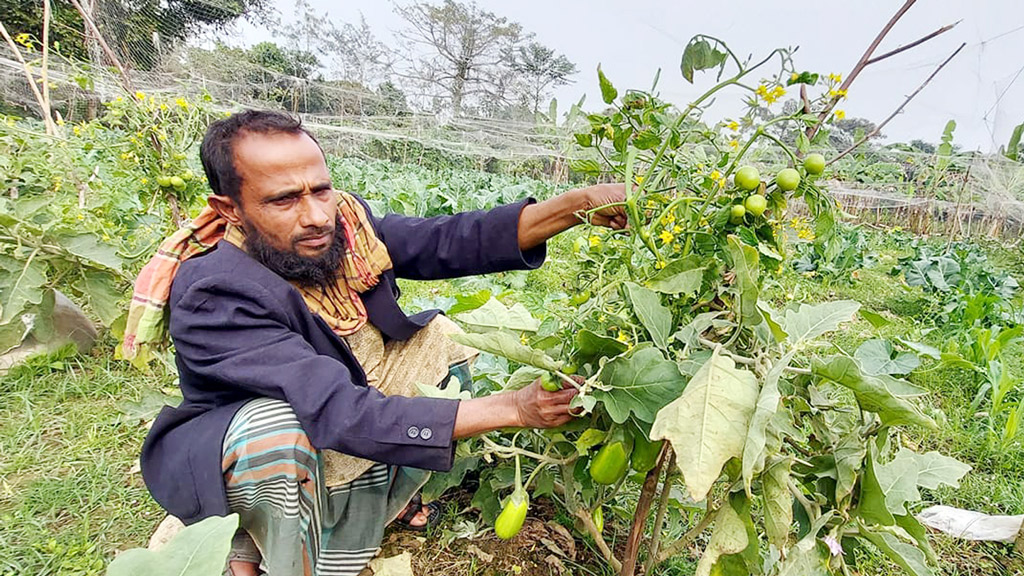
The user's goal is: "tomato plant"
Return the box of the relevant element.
[449,35,969,576]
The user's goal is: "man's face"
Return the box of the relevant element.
[211,130,344,285]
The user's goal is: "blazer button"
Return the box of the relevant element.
[407,426,420,439]
[419,427,433,440]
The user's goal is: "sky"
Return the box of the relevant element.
[234,0,1024,153]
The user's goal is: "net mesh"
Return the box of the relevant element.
[3,0,1024,239]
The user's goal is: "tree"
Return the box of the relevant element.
[394,0,523,116]
[509,42,577,113]
[324,14,394,87]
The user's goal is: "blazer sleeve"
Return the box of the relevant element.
[367,198,547,281]
[169,274,459,471]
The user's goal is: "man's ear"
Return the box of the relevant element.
[208,195,244,226]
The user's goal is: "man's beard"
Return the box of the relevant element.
[243,215,347,288]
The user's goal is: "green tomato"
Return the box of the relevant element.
[156,175,172,188]
[776,168,800,192]
[562,362,578,375]
[804,153,826,175]
[729,203,746,224]
[494,490,529,540]
[181,169,194,182]
[744,194,768,217]
[630,434,663,473]
[540,372,561,392]
[170,176,186,191]
[589,441,631,485]
[734,166,760,191]
[569,290,591,306]
[592,506,604,533]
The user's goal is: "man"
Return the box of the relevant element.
[133,109,626,575]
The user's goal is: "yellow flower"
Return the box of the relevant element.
[729,140,739,149]
[14,33,32,49]
[76,213,85,221]
[102,234,111,242]
[655,260,667,270]
[635,174,644,184]
[757,84,785,105]
[72,126,81,136]
[790,72,799,82]
[134,91,146,100]
[672,225,682,233]
[727,120,739,131]
[598,314,607,323]
[829,88,848,99]
[140,177,148,184]
[834,109,846,120]
[659,230,674,244]
[588,236,601,248]
[828,73,843,84]
[892,226,903,232]
[617,330,631,343]
[520,333,529,345]
[710,170,723,181]
[672,242,681,252]
[160,103,168,111]
[176,97,189,109]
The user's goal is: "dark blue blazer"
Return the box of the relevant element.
[140,198,545,524]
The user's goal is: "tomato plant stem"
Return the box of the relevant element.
[619,443,669,576]
[644,449,676,575]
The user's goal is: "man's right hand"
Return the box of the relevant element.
[511,377,579,429]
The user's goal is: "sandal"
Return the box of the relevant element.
[393,493,442,532]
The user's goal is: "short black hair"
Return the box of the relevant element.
[199,109,320,203]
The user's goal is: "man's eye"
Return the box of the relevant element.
[314,188,333,197]
[271,196,298,207]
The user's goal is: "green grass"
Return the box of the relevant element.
[0,341,168,575]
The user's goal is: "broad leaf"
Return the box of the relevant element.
[777,534,829,576]
[695,501,749,576]
[860,308,891,328]
[455,298,540,332]
[651,349,759,501]
[647,257,704,295]
[624,282,672,349]
[576,329,629,363]
[672,312,723,348]
[60,233,123,272]
[742,350,796,492]
[0,256,46,324]
[450,332,561,372]
[784,300,860,346]
[857,445,895,525]
[912,450,971,490]
[762,457,793,551]
[83,271,125,327]
[726,236,761,328]
[833,432,866,504]
[896,513,939,566]
[758,302,788,343]
[812,356,937,429]
[596,347,688,424]
[855,339,920,376]
[873,450,922,514]
[504,366,545,390]
[858,527,934,576]
[106,513,238,576]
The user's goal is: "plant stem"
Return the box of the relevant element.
[619,444,669,576]
[644,449,676,575]
[656,503,718,563]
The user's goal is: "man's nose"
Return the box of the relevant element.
[299,194,331,228]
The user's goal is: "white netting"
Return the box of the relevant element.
[3,0,1024,238]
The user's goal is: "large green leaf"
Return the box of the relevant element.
[783,300,860,346]
[647,257,704,295]
[60,233,123,272]
[856,445,895,526]
[873,448,971,515]
[83,271,126,327]
[742,350,795,493]
[833,431,866,504]
[596,347,688,424]
[777,534,829,576]
[106,513,238,576]
[812,356,937,429]
[762,457,793,551]
[455,298,540,332]
[855,339,920,376]
[695,501,749,576]
[725,236,761,328]
[575,329,629,363]
[651,349,759,501]
[0,256,47,324]
[896,513,939,566]
[450,332,561,372]
[858,527,934,576]
[624,282,672,349]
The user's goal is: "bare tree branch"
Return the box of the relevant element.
[865,20,960,66]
